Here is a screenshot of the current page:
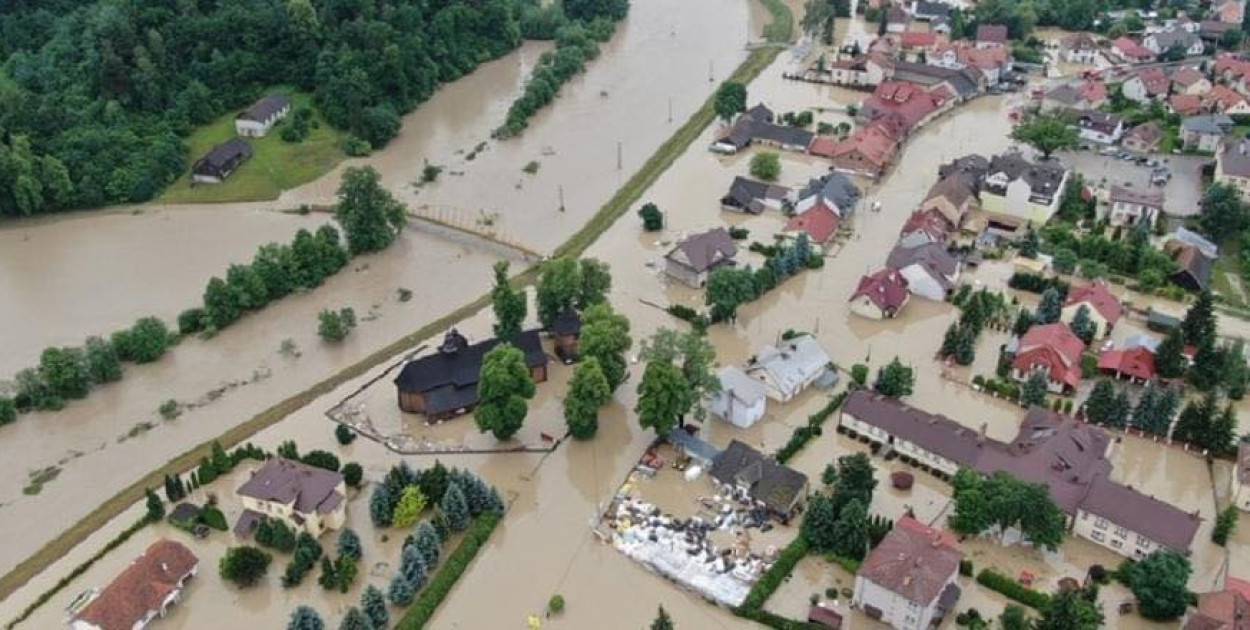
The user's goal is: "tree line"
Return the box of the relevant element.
[0,0,523,217]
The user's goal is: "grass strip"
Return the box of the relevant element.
[0,0,792,615]
[758,0,795,43]
[5,515,154,629]
[775,391,847,464]
[396,511,502,629]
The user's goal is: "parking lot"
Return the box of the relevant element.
[1057,150,1208,217]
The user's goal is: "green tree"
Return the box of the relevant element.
[1035,287,1062,324]
[411,520,443,568]
[1069,305,1096,345]
[1084,380,1116,425]
[220,546,272,588]
[388,575,415,606]
[714,81,747,122]
[651,606,675,630]
[145,487,164,520]
[317,308,357,342]
[948,469,992,535]
[873,357,915,398]
[564,357,611,439]
[638,202,664,231]
[342,462,363,488]
[954,325,976,365]
[288,606,325,630]
[338,607,370,630]
[202,276,242,329]
[1127,550,1191,621]
[706,267,757,322]
[1106,391,1132,429]
[580,300,631,394]
[334,166,407,255]
[38,346,90,401]
[337,528,362,561]
[83,336,122,384]
[441,482,470,532]
[392,486,428,528]
[1154,328,1188,379]
[361,585,389,629]
[635,361,693,436]
[639,328,720,421]
[1190,340,1225,392]
[335,424,356,446]
[0,397,14,425]
[1199,182,1249,240]
[940,322,961,357]
[830,498,870,560]
[491,260,527,340]
[831,453,878,515]
[578,258,613,309]
[1213,505,1239,546]
[1172,392,1217,450]
[999,604,1031,630]
[801,493,839,551]
[1011,113,1080,159]
[1035,588,1104,630]
[1021,370,1049,408]
[474,343,537,440]
[535,257,581,329]
[1182,291,1217,347]
[1019,227,1040,259]
[749,152,781,181]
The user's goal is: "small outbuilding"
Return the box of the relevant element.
[235,93,292,137]
[192,138,252,184]
[708,366,768,428]
[551,309,582,364]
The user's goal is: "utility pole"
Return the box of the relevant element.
[617,142,622,170]
[708,60,714,83]
[558,185,565,212]
[668,97,673,123]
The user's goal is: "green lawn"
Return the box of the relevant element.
[158,90,347,204]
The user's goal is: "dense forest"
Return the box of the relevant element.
[0,0,525,217]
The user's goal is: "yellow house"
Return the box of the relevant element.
[237,458,347,537]
[980,153,1068,225]
[1060,282,1123,339]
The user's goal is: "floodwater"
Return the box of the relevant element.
[0,0,759,587]
[4,8,1246,630]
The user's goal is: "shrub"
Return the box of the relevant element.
[522,160,540,174]
[113,317,171,363]
[335,423,356,445]
[342,462,364,488]
[397,511,502,628]
[201,506,228,531]
[158,399,181,420]
[960,559,974,576]
[775,393,846,464]
[0,396,17,425]
[749,152,781,181]
[976,569,1051,610]
[638,202,664,231]
[728,226,750,240]
[177,308,205,335]
[548,594,565,615]
[302,450,341,472]
[220,546,272,588]
[343,136,372,156]
[317,308,357,342]
[738,536,808,614]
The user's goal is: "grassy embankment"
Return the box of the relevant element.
[157,90,346,204]
[0,0,794,621]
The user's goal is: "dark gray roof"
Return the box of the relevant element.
[1149,28,1200,51]
[709,440,808,513]
[1045,84,1082,106]
[986,152,1066,199]
[724,176,774,210]
[551,309,581,336]
[1220,138,1250,178]
[1075,111,1123,135]
[237,458,343,514]
[938,154,989,184]
[168,503,202,523]
[843,391,988,467]
[887,242,959,278]
[799,172,862,211]
[891,62,979,98]
[667,227,738,272]
[238,93,291,122]
[394,329,548,414]
[1182,114,1234,135]
[1109,185,1163,208]
[746,103,775,122]
[750,120,816,147]
[1079,476,1199,551]
[912,1,951,19]
[192,139,252,177]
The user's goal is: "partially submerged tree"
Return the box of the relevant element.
[1011,113,1080,159]
[474,343,536,441]
[635,361,693,436]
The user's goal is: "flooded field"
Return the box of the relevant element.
[3,6,1246,630]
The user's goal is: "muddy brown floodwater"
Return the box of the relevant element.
[4,7,1246,630]
[0,0,762,602]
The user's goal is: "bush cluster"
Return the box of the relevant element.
[976,569,1051,610]
[775,392,847,464]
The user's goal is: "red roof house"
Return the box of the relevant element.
[786,204,840,246]
[1013,323,1086,393]
[1170,93,1206,116]
[73,540,199,630]
[901,31,939,49]
[1207,85,1250,114]
[825,125,899,178]
[1098,346,1157,382]
[1113,37,1157,63]
[850,268,910,319]
[863,81,947,133]
[853,516,963,627]
[898,208,953,247]
[1063,282,1123,337]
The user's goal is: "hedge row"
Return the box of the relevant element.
[975,568,1051,611]
[735,536,824,629]
[396,510,503,629]
[775,391,847,464]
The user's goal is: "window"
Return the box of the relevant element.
[1114,526,1129,539]
[1094,517,1109,530]
[1111,538,1123,549]
[1136,534,1151,547]
[1091,530,1105,542]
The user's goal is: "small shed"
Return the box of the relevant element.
[192,138,252,184]
[708,366,768,428]
[551,309,582,364]
[808,605,844,629]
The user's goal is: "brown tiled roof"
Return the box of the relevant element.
[976,24,1008,43]
[667,227,738,273]
[1188,587,1250,630]
[237,457,344,515]
[1124,121,1164,148]
[75,540,198,630]
[1078,476,1200,551]
[858,516,963,605]
[1065,281,1124,325]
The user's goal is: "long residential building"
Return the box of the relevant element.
[838,391,1201,557]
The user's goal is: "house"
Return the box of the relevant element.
[1217,137,1250,201]
[709,366,768,428]
[842,393,1201,557]
[1206,85,1250,115]
[860,81,949,134]
[976,24,1008,48]
[1166,241,1215,292]
[1107,185,1164,228]
[850,268,911,319]
[890,61,984,100]
[899,31,942,63]
[70,540,198,630]
[826,54,894,88]
[236,457,347,537]
[720,176,791,214]
[1098,341,1158,383]
[850,267,910,320]
[1171,66,1212,95]
[1143,28,1205,56]
[394,328,549,419]
[711,107,815,154]
[1062,33,1100,63]
[709,440,809,519]
[920,173,978,226]
[235,93,291,137]
[853,516,963,630]
[1111,37,1157,64]
[1185,577,1250,629]
[1215,54,1250,93]
[1072,476,1201,557]
[1200,20,1239,42]
[955,45,1012,84]
[885,6,911,32]
[1123,67,1171,103]
[794,172,862,217]
[910,0,951,22]
[1062,282,1123,338]
[823,124,899,178]
[898,208,953,248]
[1042,81,1108,112]
[191,138,252,184]
[1074,111,1124,144]
[1166,227,1220,258]
[551,309,581,363]
[1171,93,1206,116]
[665,227,738,287]
[885,242,960,301]
[980,152,1068,224]
[786,204,841,249]
[744,335,834,402]
[1122,121,1163,153]
[1217,0,1247,24]
[1012,323,1085,393]
[1233,442,1250,512]
[1181,114,1234,152]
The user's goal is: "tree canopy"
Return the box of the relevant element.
[635,360,693,436]
[1011,113,1079,159]
[714,82,747,122]
[1126,550,1191,621]
[474,343,536,441]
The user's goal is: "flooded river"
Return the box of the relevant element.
[1,5,1243,630]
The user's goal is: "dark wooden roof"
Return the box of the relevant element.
[394,329,547,415]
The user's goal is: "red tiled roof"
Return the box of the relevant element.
[1097,347,1156,380]
[1134,67,1170,95]
[1216,53,1250,80]
[977,24,1008,44]
[828,125,898,169]
[899,208,952,241]
[1207,85,1248,113]
[1064,282,1123,325]
[1114,37,1155,60]
[786,204,840,244]
[1172,66,1206,88]
[901,31,938,48]
[858,515,962,605]
[1080,80,1108,104]
[1014,323,1085,389]
[75,540,198,630]
[808,135,838,158]
[1170,93,1205,115]
[851,268,909,313]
